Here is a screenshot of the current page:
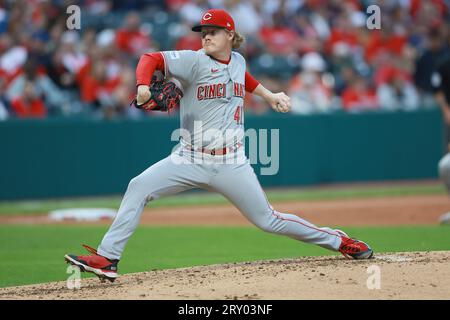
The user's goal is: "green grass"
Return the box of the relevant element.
[0,183,445,216]
[1,224,449,288]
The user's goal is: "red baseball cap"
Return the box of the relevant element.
[192,9,235,32]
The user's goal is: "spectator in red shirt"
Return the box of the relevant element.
[341,76,379,112]
[175,26,202,51]
[374,64,411,88]
[365,28,408,64]
[80,60,120,105]
[325,16,360,56]
[115,12,153,57]
[411,0,446,28]
[259,11,299,56]
[11,80,47,118]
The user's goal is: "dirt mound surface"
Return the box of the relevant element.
[1,251,449,300]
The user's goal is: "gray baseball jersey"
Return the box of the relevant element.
[162,49,246,149]
[97,49,344,261]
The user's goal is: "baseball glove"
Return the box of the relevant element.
[130,77,183,112]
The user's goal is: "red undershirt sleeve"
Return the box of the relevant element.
[245,71,260,93]
[136,52,165,86]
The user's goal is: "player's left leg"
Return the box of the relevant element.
[65,152,209,281]
[209,160,373,258]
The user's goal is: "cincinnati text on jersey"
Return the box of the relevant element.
[196,82,245,100]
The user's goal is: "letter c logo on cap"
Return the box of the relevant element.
[203,13,212,21]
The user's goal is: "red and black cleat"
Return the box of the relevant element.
[336,230,374,260]
[64,244,119,283]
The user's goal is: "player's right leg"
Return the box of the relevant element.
[209,161,373,259]
[65,152,206,281]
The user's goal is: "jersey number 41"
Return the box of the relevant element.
[234,106,243,125]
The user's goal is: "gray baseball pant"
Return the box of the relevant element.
[97,149,342,260]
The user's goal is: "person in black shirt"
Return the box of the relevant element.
[435,57,450,150]
[435,57,450,223]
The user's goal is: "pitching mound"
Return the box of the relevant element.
[1,251,449,300]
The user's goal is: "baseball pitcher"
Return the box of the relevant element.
[65,9,373,282]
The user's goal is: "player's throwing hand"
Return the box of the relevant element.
[267,92,291,113]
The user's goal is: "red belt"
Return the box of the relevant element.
[187,142,243,156]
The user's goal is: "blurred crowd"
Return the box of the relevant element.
[0,0,449,120]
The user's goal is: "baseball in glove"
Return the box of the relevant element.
[130,77,183,112]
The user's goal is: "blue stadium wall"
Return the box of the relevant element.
[0,109,444,200]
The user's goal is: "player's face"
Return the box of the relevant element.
[201,27,233,55]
